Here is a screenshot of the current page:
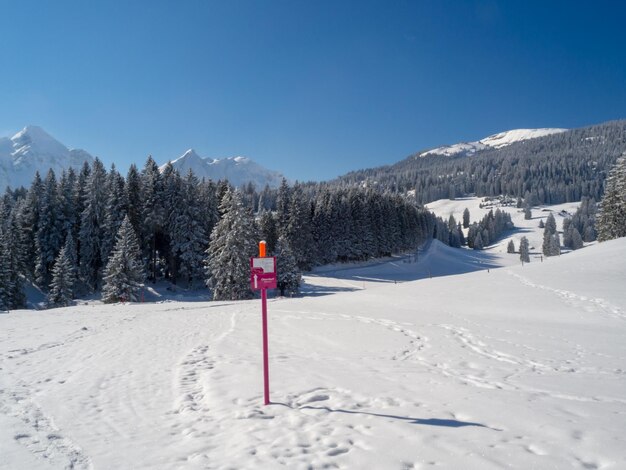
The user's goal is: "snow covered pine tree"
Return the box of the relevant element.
[102,216,145,303]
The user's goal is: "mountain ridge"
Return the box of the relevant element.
[0,126,95,190]
[161,148,285,189]
[419,128,568,158]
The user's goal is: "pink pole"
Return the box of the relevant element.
[261,287,270,405]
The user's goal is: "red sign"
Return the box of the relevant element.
[250,257,277,291]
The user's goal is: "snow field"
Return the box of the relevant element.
[1,230,626,468]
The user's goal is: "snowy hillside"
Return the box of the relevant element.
[2,231,625,468]
[426,196,582,263]
[0,126,94,190]
[163,149,285,189]
[421,128,567,157]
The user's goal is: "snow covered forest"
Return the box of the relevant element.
[0,157,440,309]
[338,120,626,205]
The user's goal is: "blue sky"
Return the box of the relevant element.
[1,0,625,181]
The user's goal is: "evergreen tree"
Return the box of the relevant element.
[258,210,279,255]
[549,233,561,256]
[48,236,78,308]
[507,239,515,253]
[0,214,26,309]
[276,178,291,237]
[457,223,466,246]
[570,227,584,250]
[102,217,145,303]
[542,213,558,256]
[542,228,552,256]
[545,213,557,235]
[0,229,9,311]
[462,208,470,228]
[34,170,63,289]
[141,156,165,282]
[519,236,530,263]
[539,219,545,229]
[524,206,532,220]
[79,158,108,290]
[597,155,626,241]
[473,232,483,250]
[285,183,315,269]
[101,166,127,266]
[58,169,77,237]
[275,236,301,296]
[198,179,220,247]
[19,172,43,278]
[170,170,208,285]
[125,164,143,237]
[205,189,258,300]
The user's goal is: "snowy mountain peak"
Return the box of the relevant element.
[420,127,568,158]
[13,125,50,141]
[162,150,284,188]
[0,126,94,190]
[174,148,212,165]
[478,128,568,149]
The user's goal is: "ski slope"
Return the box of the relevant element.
[1,238,626,469]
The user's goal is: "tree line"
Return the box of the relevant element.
[0,158,442,309]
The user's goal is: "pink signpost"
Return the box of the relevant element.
[250,241,276,405]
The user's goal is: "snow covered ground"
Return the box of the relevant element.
[2,207,626,469]
[426,196,584,265]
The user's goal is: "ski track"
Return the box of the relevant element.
[171,311,237,442]
[275,308,626,407]
[509,272,626,321]
[0,383,92,469]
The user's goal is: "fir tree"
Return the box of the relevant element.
[285,183,315,269]
[79,158,108,290]
[34,169,63,289]
[102,217,145,303]
[524,206,532,220]
[545,213,557,235]
[276,178,291,236]
[141,156,165,282]
[20,172,43,279]
[205,189,258,301]
[170,170,207,285]
[507,239,515,253]
[0,215,26,309]
[0,229,9,311]
[473,232,483,250]
[125,164,143,237]
[549,233,561,256]
[48,236,78,308]
[258,210,279,255]
[101,166,127,266]
[597,155,626,241]
[275,236,301,297]
[519,236,530,263]
[462,208,470,228]
[570,227,584,250]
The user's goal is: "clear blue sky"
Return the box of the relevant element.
[1,0,625,181]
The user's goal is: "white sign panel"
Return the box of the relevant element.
[252,257,275,273]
